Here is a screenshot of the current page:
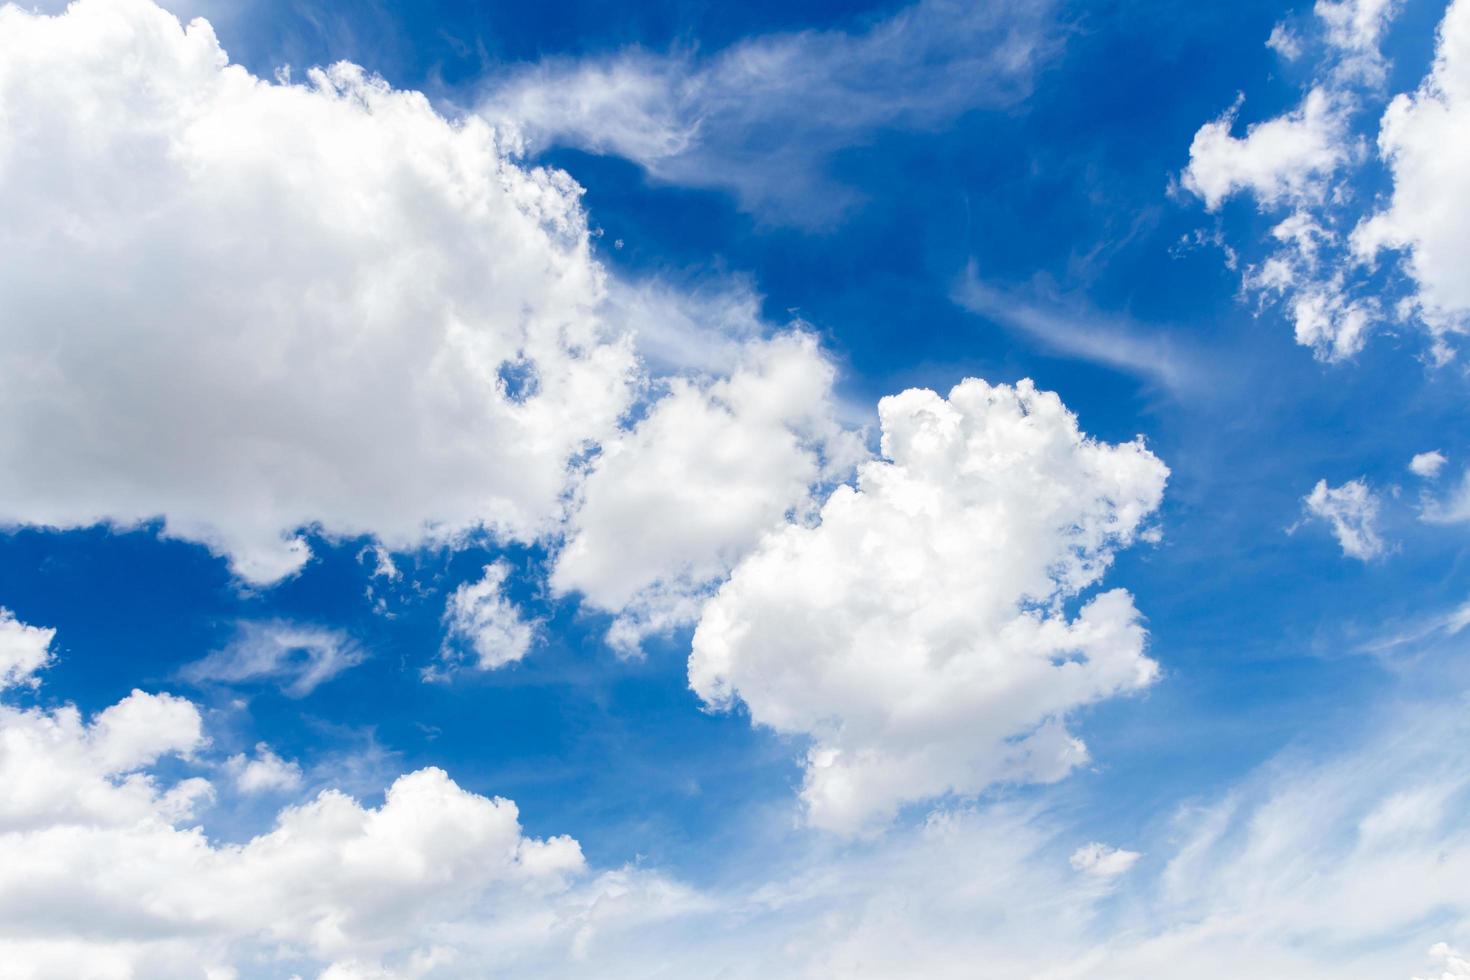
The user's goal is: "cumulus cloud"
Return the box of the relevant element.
[0,678,689,978]
[1302,478,1387,560]
[1411,450,1449,478]
[1352,0,1470,348]
[225,743,304,795]
[1182,88,1352,212]
[181,621,364,697]
[436,561,538,672]
[479,0,1055,224]
[552,332,865,656]
[690,378,1167,832]
[0,608,55,691]
[0,0,637,585]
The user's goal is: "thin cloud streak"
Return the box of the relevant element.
[953,262,1201,394]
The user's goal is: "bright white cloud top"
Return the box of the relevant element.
[0,0,636,584]
[690,379,1168,832]
[1353,0,1470,340]
[552,332,863,655]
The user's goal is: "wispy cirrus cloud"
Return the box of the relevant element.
[181,621,364,697]
[479,0,1059,226]
[953,262,1201,393]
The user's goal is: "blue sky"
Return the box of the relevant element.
[2,0,1470,976]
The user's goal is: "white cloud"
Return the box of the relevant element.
[0,688,208,833]
[1411,450,1449,478]
[0,0,637,585]
[225,743,304,795]
[1070,841,1141,877]
[1420,468,1470,524]
[1268,23,1304,60]
[689,378,1167,833]
[181,621,364,697]
[0,678,691,978]
[1182,87,1352,212]
[1317,0,1401,79]
[1181,0,1470,362]
[0,608,55,691]
[552,332,864,656]
[480,0,1054,224]
[436,561,537,672]
[1417,943,1470,980]
[1353,0,1470,349]
[1302,478,1387,560]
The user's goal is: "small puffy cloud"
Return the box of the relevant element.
[0,0,637,585]
[690,378,1167,833]
[1410,451,1449,478]
[1070,841,1142,877]
[0,608,55,691]
[1302,478,1386,560]
[553,332,864,656]
[1268,23,1304,60]
[1352,0,1470,348]
[182,622,364,697]
[437,562,537,672]
[1183,88,1351,211]
[225,743,303,795]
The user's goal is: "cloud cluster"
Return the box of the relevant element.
[0,618,686,978]
[0,0,886,681]
[1182,0,1470,361]
[690,378,1168,832]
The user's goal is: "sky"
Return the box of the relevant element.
[1,0,1470,976]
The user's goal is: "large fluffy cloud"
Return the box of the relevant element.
[689,378,1168,833]
[0,0,636,584]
